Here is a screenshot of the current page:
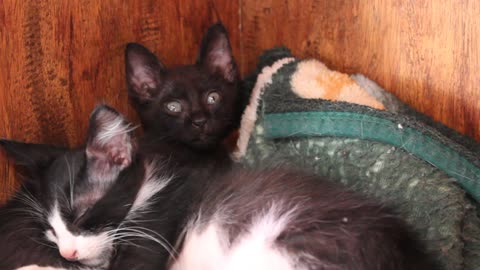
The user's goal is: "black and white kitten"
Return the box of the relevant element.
[170,168,436,270]
[0,105,187,270]
[125,22,240,182]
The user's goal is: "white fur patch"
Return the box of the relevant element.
[95,114,135,146]
[232,58,295,160]
[170,223,228,270]
[126,161,174,220]
[171,204,299,270]
[46,204,112,268]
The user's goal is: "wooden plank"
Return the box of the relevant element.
[240,0,480,141]
[2,0,480,204]
[0,0,240,203]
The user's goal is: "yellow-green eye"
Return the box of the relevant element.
[207,92,220,105]
[165,101,182,113]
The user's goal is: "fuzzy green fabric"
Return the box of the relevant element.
[239,48,480,270]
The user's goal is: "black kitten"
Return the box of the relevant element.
[170,167,437,270]
[125,22,240,182]
[0,105,190,270]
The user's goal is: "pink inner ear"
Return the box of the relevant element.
[111,152,131,167]
[210,48,230,68]
[130,68,158,99]
[87,110,135,171]
[204,35,235,82]
[86,143,132,183]
[208,49,234,82]
[88,135,133,169]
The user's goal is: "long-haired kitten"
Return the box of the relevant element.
[124,22,241,182]
[0,105,188,270]
[170,167,436,270]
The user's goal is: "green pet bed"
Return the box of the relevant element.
[234,48,480,270]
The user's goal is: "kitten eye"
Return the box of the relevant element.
[46,224,57,237]
[165,101,182,113]
[206,92,220,105]
[47,227,57,238]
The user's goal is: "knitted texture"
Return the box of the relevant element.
[238,47,480,270]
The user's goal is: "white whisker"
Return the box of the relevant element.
[105,225,178,257]
[64,155,75,207]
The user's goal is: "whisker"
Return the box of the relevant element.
[64,155,75,208]
[31,237,57,249]
[105,226,177,257]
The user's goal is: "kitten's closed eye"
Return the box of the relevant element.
[45,224,57,238]
[45,229,57,244]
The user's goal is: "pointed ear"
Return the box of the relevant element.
[0,139,67,172]
[86,105,136,180]
[196,22,238,82]
[125,43,165,103]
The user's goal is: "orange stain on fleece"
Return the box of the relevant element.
[291,60,385,110]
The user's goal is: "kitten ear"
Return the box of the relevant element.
[125,43,165,102]
[86,105,136,178]
[0,139,67,172]
[196,22,238,82]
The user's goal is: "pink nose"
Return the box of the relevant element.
[60,249,78,261]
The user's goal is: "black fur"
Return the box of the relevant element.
[125,22,240,181]
[0,105,191,270]
[0,22,240,270]
[107,167,191,270]
[112,22,242,269]
[175,167,437,270]
[0,178,75,269]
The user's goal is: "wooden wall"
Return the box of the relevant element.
[0,0,240,202]
[1,0,479,202]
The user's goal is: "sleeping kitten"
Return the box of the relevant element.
[124,22,240,183]
[0,105,188,270]
[170,168,436,270]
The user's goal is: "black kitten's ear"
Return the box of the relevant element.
[196,22,238,82]
[86,105,136,178]
[125,43,165,102]
[0,139,67,171]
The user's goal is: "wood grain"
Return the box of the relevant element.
[1,0,480,203]
[0,0,239,203]
[241,0,480,141]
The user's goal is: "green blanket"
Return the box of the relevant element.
[235,47,480,270]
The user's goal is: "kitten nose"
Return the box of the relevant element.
[192,117,207,128]
[60,249,78,261]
